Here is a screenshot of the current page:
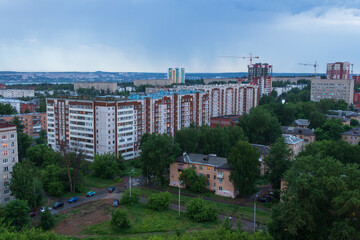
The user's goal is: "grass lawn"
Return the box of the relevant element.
[136,187,270,224]
[82,203,219,235]
[84,176,119,189]
[122,161,142,177]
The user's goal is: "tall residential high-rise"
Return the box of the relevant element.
[47,83,258,161]
[0,122,18,206]
[326,62,351,80]
[168,68,185,84]
[248,63,272,96]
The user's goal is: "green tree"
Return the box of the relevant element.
[264,137,292,191]
[314,119,345,141]
[111,209,130,229]
[18,132,33,161]
[26,145,57,167]
[268,155,360,239]
[41,164,67,197]
[350,118,360,127]
[147,192,171,211]
[92,153,124,179]
[179,167,208,193]
[174,124,199,153]
[10,116,23,133]
[9,161,43,208]
[308,111,326,129]
[38,99,47,112]
[186,198,217,222]
[39,208,56,230]
[228,141,260,194]
[120,189,139,205]
[0,103,17,115]
[4,199,30,230]
[140,133,181,185]
[238,107,281,145]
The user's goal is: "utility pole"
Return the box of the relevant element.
[130,168,134,197]
[254,194,259,232]
[179,180,183,216]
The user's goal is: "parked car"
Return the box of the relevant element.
[40,206,52,212]
[29,211,38,217]
[53,201,64,209]
[86,191,96,197]
[257,195,272,202]
[68,196,79,203]
[113,199,119,207]
[108,187,115,193]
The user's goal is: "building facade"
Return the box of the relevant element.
[0,89,34,98]
[0,99,23,113]
[170,153,237,198]
[47,84,259,161]
[282,134,304,156]
[21,102,40,113]
[0,123,18,206]
[0,113,47,137]
[168,68,185,84]
[74,82,117,93]
[310,79,354,104]
[210,115,240,128]
[134,79,172,87]
[248,63,272,96]
[281,126,316,145]
[326,62,351,80]
[342,127,360,145]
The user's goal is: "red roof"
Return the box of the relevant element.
[0,122,16,129]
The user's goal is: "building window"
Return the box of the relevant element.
[3,166,8,172]
[206,174,210,179]
[4,189,9,194]
[3,159,8,164]
[213,175,216,179]
[199,166,203,170]
[219,186,223,191]
[218,178,223,183]
[3,174,9,180]
[213,183,216,187]
[10,134,14,138]
[199,173,202,176]
[3,151,7,156]
[2,136,6,140]
[4,198,10,202]
[207,167,211,171]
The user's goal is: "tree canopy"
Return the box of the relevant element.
[227,141,260,194]
[92,153,125,179]
[268,155,360,239]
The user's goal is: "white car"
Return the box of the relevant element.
[40,206,52,212]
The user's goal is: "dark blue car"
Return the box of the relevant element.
[68,196,79,203]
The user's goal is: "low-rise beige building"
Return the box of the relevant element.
[342,127,360,145]
[169,153,238,198]
[282,134,304,156]
[74,82,117,93]
[281,126,316,145]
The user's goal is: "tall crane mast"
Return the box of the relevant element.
[219,53,260,65]
[299,61,319,77]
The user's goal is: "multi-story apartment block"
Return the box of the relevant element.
[310,79,354,104]
[0,89,34,98]
[248,63,272,96]
[326,62,351,80]
[0,99,23,113]
[0,113,47,137]
[74,82,117,93]
[170,153,237,198]
[0,123,18,206]
[168,68,185,84]
[47,84,259,161]
[210,115,240,128]
[134,79,172,87]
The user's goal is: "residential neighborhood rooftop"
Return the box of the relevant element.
[342,127,360,136]
[293,119,309,127]
[281,126,315,136]
[251,144,270,155]
[175,153,227,168]
[282,134,304,144]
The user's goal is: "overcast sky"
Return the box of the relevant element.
[0,0,360,73]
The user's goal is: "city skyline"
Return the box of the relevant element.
[0,0,359,73]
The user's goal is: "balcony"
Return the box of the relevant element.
[216,171,224,179]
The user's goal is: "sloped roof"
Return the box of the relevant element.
[342,127,360,136]
[281,126,315,136]
[282,134,304,144]
[251,144,270,155]
[293,119,309,126]
[175,153,227,168]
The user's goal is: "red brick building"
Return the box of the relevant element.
[0,113,47,137]
[21,103,40,113]
[0,84,6,89]
[354,91,360,108]
[210,115,240,128]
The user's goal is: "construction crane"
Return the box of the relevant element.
[299,61,319,77]
[219,53,260,65]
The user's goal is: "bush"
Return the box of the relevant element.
[179,167,208,193]
[111,209,130,229]
[114,176,123,183]
[39,208,56,230]
[120,189,139,205]
[186,198,218,222]
[47,181,64,197]
[4,199,30,230]
[147,192,171,211]
[223,217,232,231]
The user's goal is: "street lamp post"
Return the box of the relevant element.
[179,180,183,216]
[130,168,134,197]
[254,194,259,232]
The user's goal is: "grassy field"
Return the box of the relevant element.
[122,161,142,177]
[82,203,219,235]
[136,187,270,224]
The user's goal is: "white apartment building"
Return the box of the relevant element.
[0,123,18,206]
[0,99,24,113]
[47,83,259,161]
[0,89,35,98]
